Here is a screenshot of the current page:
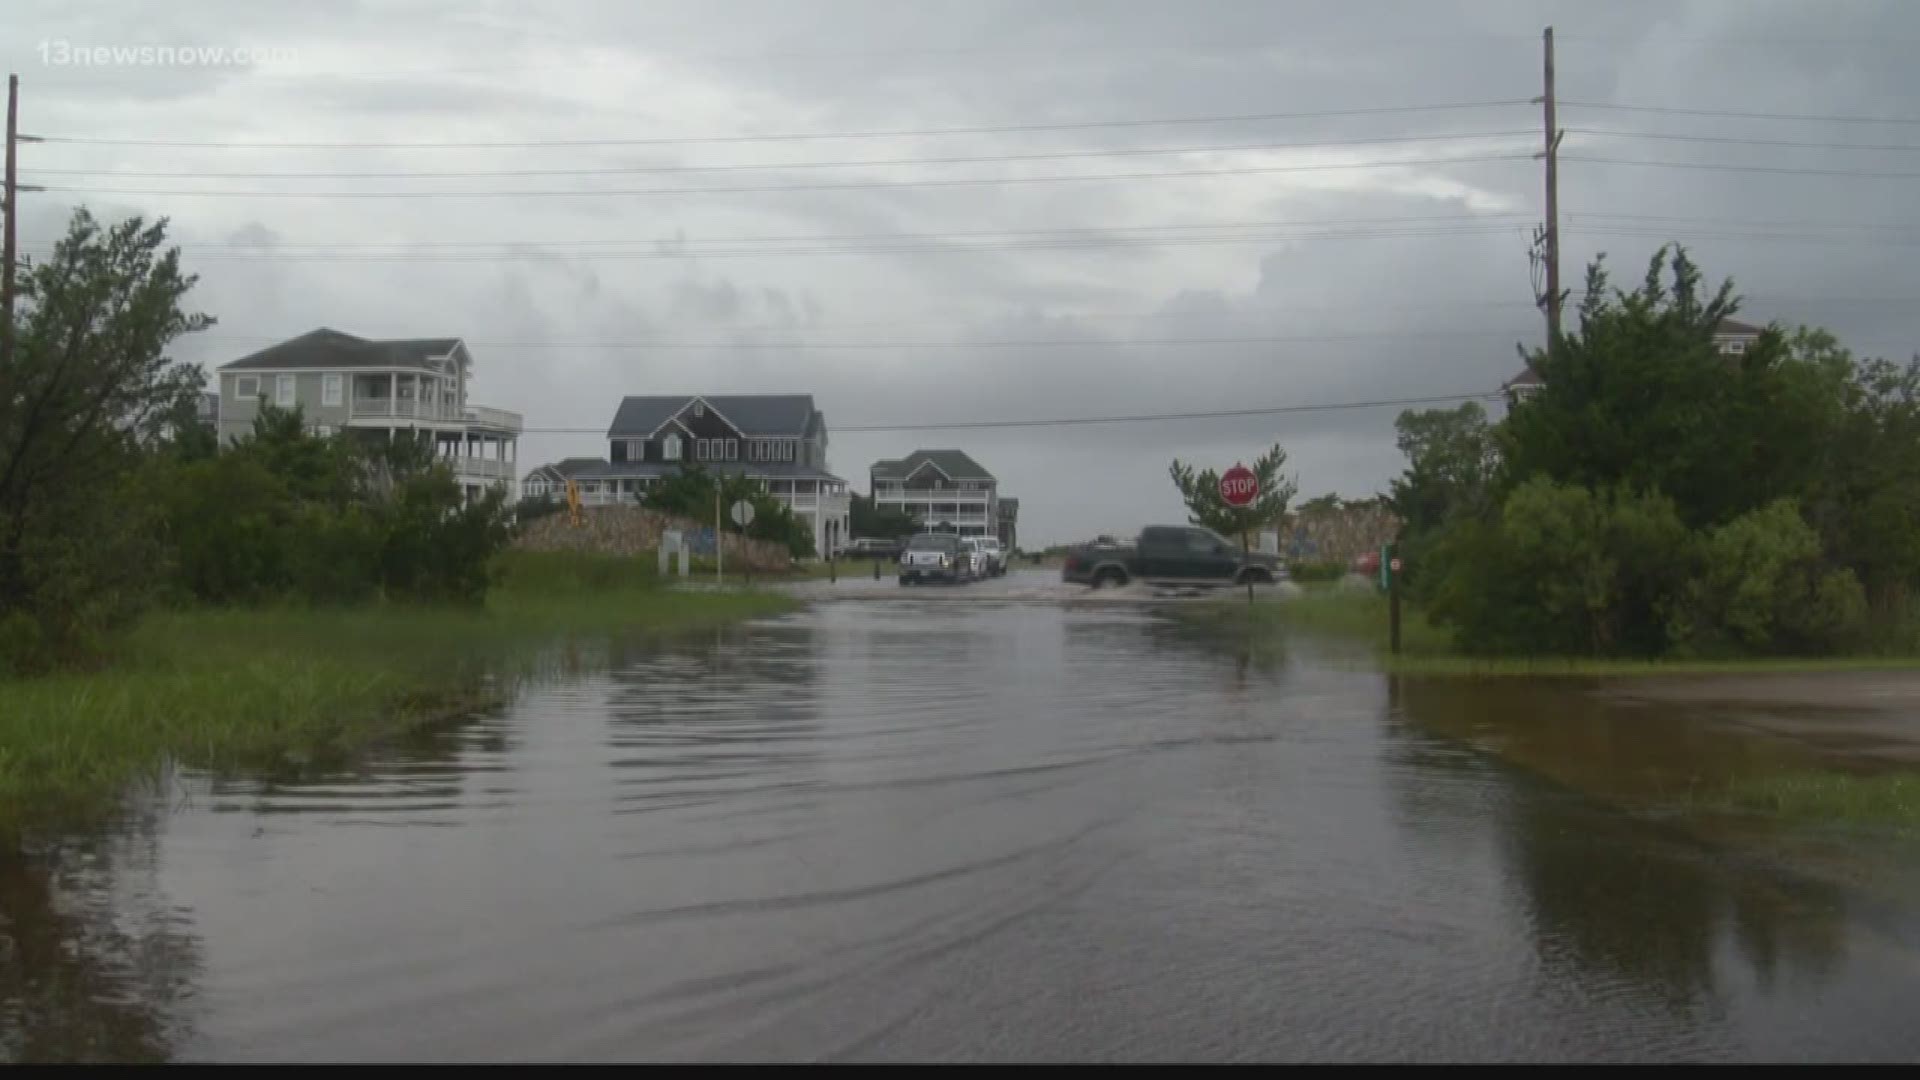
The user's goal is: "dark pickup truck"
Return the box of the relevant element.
[1061,525,1282,589]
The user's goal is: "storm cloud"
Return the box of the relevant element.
[9,0,1918,543]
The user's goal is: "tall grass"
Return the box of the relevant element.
[0,551,795,828]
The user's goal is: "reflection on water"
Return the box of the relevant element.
[0,822,202,1062]
[3,603,1920,1061]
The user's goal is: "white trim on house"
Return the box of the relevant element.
[322,373,344,407]
[905,458,953,483]
[663,432,684,461]
[645,395,746,440]
[235,374,259,399]
[275,374,296,408]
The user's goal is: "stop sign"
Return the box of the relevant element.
[1218,464,1259,507]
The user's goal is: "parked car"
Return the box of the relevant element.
[899,534,969,584]
[1061,525,1281,589]
[846,536,905,562]
[957,537,993,580]
[973,536,1008,576]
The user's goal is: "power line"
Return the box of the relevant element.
[1561,100,1920,126]
[68,225,1524,262]
[1575,211,1920,232]
[33,152,1530,199]
[1565,154,1920,179]
[1566,127,1920,153]
[189,328,1527,350]
[22,130,1536,180]
[36,212,1525,252]
[508,391,1504,434]
[25,99,1534,150]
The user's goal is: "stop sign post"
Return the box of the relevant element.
[1218,464,1259,508]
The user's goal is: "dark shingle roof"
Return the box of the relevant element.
[870,449,991,482]
[607,395,818,438]
[870,449,995,482]
[527,457,609,481]
[584,460,844,483]
[528,457,843,484]
[219,328,464,371]
[1715,317,1765,337]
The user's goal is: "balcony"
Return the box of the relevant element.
[464,405,523,432]
[453,459,514,483]
[351,397,459,422]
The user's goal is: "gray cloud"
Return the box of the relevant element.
[7,0,1919,544]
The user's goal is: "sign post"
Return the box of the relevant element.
[729,500,755,584]
[1219,465,1260,605]
[1386,544,1404,655]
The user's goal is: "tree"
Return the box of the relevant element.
[1389,402,1497,539]
[1499,246,1848,530]
[0,210,212,669]
[644,464,815,558]
[850,492,916,538]
[1168,442,1298,543]
[1297,492,1343,516]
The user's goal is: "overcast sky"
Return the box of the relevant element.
[10,0,1920,544]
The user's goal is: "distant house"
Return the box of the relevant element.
[996,497,1019,552]
[215,329,523,503]
[523,394,851,557]
[869,449,1012,541]
[1505,318,1766,406]
[195,390,219,426]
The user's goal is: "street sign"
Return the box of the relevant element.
[729,499,755,528]
[1218,464,1259,507]
[1390,558,1403,573]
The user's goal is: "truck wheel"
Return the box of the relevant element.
[1092,567,1128,589]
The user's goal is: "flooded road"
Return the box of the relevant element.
[7,582,1920,1061]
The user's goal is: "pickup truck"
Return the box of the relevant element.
[1061,525,1282,589]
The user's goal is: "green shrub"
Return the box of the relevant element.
[1288,559,1348,583]
[1669,500,1867,656]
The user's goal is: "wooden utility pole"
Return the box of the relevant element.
[1540,28,1563,341]
[3,74,20,369]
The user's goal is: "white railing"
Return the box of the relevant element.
[453,459,513,481]
[464,405,523,432]
[352,398,454,421]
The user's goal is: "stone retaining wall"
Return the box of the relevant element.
[513,505,793,572]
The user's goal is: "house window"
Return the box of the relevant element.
[696,439,709,461]
[726,439,738,460]
[627,439,643,460]
[276,374,296,408]
[663,433,682,460]
[235,375,258,399]
[692,401,705,418]
[322,374,343,407]
[1726,340,1746,354]
[782,440,794,461]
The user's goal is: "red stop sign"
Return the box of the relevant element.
[1218,464,1259,507]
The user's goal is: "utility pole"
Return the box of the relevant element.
[3,74,20,369]
[1539,28,1563,341]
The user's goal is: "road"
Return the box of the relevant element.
[6,588,1920,1062]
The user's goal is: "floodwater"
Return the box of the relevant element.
[6,572,1920,1062]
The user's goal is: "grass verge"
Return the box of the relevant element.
[0,551,796,829]
[1178,583,1920,677]
[1693,772,1920,833]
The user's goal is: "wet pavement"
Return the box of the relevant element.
[5,588,1920,1061]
